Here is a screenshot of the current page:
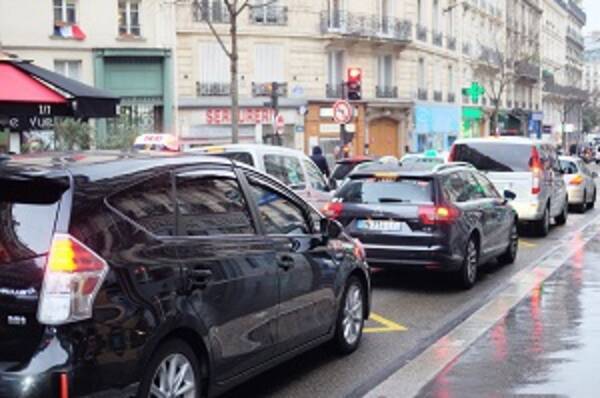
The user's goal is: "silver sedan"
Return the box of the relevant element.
[559,156,597,213]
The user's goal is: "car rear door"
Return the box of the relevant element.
[0,170,70,364]
[243,172,337,354]
[170,167,280,382]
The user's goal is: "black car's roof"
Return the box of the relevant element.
[1,151,232,180]
[349,162,471,178]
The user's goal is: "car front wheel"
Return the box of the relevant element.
[332,276,366,355]
[138,339,202,398]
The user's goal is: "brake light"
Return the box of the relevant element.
[530,147,542,195]
[569,175,584,186]
[322,202,344,219]
[418,205,460,225]
[37,234,109,326]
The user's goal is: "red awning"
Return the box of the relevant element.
[0,63,66,104]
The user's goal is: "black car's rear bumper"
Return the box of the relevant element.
[363,244,463,271]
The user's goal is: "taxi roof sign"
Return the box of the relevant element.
[133,134,179,151]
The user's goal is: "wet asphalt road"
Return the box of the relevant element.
[418,224,600,398]
[223,181,600,398]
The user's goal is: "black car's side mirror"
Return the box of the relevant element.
[504,190,517,201]
[320,218,343,242]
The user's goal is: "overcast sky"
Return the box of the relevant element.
[583,0,600,33]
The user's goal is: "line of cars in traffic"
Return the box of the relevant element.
[0,135,595,397]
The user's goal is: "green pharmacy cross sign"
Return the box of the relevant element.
[462,82,486,103]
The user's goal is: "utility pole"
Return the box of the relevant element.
[264,81,280,146]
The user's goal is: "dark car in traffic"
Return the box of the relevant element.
[323,163,518,288]
[0,152,370,397]
[330,156,374,187]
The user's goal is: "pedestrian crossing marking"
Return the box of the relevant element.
[364,313,408,334]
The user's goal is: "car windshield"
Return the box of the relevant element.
[560,160,578,174]
[336,178,433,204]
[452,142,532,172]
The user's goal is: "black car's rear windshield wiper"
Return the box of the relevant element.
[378,198,408,203]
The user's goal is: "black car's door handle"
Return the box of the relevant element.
[277,255,296,271]
[187,268,213,290]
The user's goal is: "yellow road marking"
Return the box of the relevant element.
[364,313,408,334]
[519,239,537,248]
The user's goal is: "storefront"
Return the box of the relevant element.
[461,106,485,139]
[178,98,306,150]
[93,48,173,144]
[413,103,461,152]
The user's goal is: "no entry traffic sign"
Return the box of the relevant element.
[275,113,285,134]
[333,100,354,124]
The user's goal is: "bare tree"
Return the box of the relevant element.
[187,0,276,144]
[472,26,540,135]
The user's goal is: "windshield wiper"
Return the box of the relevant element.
[378,198,408,203]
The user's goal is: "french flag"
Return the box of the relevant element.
[54,24,86,40]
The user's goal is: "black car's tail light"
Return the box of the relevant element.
[322,202,344,219]
[37,234,108,325]
[418,205,460,225]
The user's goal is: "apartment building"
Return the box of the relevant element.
[585,31,600,94]
[0,0,177,142]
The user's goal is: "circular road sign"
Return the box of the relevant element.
[275,114,285,134]
[333,100,353,124]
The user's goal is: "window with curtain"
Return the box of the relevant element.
[418,58,426,89]
[118,0,141,36]
[200,43,229,84]
[54,60,82,81]
[254,44,284,83]
[328,50,344,86]
[378,54,394,88]
[54,0,76,24]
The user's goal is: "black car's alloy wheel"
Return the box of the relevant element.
[139,339,202,398]
[457,238,478,289]
[498,222,518,265]
[332,276,365,355]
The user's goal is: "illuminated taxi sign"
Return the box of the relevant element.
[373,172,398,181]
[133,134,179,151]
[204,146,225,154]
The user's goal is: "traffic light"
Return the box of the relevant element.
[346,67,362,100]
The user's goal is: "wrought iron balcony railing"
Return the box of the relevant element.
[376,86,398,98]
[249,6,288,25]
[567,26,584,48]
[320,11,413,43]
[193,0,231,23]
[252,82,288,97]
[569,0,587,25]
[515,61,540,81]
[196,82,231,96]
[326,83,344,98]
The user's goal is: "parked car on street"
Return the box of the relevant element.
[559,155,598,212]
[330,156,374,188]
[190,144,334,209]
[323,162,518,289]
[0,151,370,398]
[449,137,569,237]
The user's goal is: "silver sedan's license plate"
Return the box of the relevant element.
[357,220,405,231]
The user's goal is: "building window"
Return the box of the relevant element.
[448,65,454,94]
[119,0,141,37]
[378,55,394,88]
[447,8,453,36]
[54,0,76,25]
[432,0,439,29]
[417,0,423,25]
[54,60,82,81]
[327,50,344,97]
[255,44,284,83]
[198,43,230,96]
[196,0,230,23]
[251,0,287,25]
[418,57,426,89]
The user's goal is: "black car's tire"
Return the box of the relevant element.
[455,237,479,290]
[498,222,518,265]
[588,189,596,209]
[138,339,202,398]
[555,200,568,226]
[331,276,365,355]
[534,206,550,237]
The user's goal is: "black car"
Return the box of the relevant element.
[323,163,518,288]
[0,152,370,398]
[330,156,374,187]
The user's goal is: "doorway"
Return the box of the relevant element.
[368,118,399,157]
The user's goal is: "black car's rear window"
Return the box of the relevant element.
[452,142,532,172]
[211,152,254,166]
[336,177,433,204]
[331,163,356,180]
[0,176,67,265]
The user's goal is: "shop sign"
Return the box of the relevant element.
[204,108,274,125]
[3,116,55,132]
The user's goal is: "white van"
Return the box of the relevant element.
[450,137,569,237]
[189,144,333,209]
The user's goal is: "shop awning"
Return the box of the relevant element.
[0,62,71,117]
[13,61,119,118]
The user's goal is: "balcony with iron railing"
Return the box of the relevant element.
[417,88,428,101]
[196,82,231,96]
[326,83,344,98]
[376,86,398,98]
[193,1,231,23]
[433,90,443,102]
[249,6,288,25]
[567,26,584,48]
[515,61,541,81]
[252,82,288,97]
[568,0,587,25]
[416,24,428,42]
[463,42,471,56]
[320,11,413,43]
[448,93,456,103]
[432,30,443,46]
[447,36,456,51]
[478,46,503,67]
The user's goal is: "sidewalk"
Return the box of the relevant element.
[417,233,600,397]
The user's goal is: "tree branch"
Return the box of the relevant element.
[193,0,233,58]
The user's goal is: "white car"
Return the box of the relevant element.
[450,137,569,237]
[188,144,333,209]
[559,156,597,212]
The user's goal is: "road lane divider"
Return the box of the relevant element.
[364,313,407,334]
